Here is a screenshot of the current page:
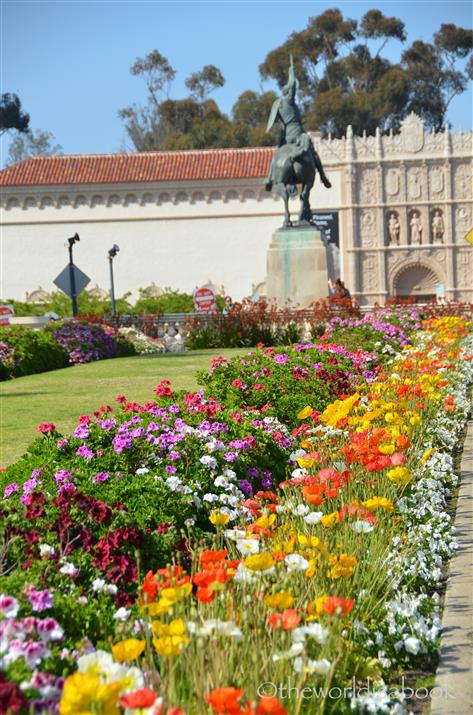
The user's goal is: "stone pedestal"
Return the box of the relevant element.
[266,227,329,307]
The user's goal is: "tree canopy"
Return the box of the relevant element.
[0,93,30,135]
[119,10,472,149]
[7,129,63,166]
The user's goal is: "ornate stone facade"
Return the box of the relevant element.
[0,114,471,305]
[310,113,472,304]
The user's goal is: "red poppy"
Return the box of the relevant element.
[205,687,244,714]
[120,688,157,709]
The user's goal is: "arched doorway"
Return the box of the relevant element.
[393,264,440,303]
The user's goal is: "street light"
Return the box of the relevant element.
[66,233,80,317]
[108,244,120,317]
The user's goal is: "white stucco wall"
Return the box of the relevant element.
[0,173,342,301]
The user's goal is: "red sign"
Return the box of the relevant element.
[0,305,14,326]
[193,286,217,314]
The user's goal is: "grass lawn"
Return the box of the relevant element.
[0,348,246,468]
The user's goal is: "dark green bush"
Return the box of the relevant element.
[0,326,69,377]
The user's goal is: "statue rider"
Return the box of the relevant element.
[264,56,331,192]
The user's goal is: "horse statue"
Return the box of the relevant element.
[264,57,331,227]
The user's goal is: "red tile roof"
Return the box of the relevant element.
[0,147,274,187]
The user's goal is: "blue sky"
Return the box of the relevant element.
[1,0,472,162]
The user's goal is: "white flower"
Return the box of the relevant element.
[113,607,131,622]
[203,493,219,503]
[59,562,78,577]
[351,520,374,534]
[91,578,106,592]
[200,455,217,469]
[285,554,309,572]
[404,636,421,654]
[303,511,324,525]
[294,656,331,674]
[272,642,304,661]
[0,595,19,619]
[236,539,260,555]
[39,544,56,558]
[77,650,115,678]
[120,665,145,693]
[292,623,328,645]
[224,529,247,541]
[293,504,309,516]
[135,467,149,475]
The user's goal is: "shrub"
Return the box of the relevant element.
[321,314,412,357]
[197,343,380,428]
[49,321,118,364]
[0,326,69,378]
[185,299,310,349]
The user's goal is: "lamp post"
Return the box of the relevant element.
[67,233,80,317]
[108,244,120,317]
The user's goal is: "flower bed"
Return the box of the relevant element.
[0,312,472,714]
[0,321,136,380]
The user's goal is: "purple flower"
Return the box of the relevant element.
[3,482,19,499]
[27,587,54,612]
[72,424,90,439]
[57,483,77,496]
[273,353,288,364]
[91,472,111,484]
[223,452,238,462]
[168,450,181,461]
[238,480,253,497]
[76,445,94,459]
[54,470,71,484]
[98,418,116,431]
[23,477,40,495]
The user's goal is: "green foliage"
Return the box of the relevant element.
[259,10,472,135]
[7,128,63,166]
[0,92,30,134]
[197,343,379,428]
[0,325,69,378]
[133,287,195,314]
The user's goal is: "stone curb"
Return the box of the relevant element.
[430,420,473,714]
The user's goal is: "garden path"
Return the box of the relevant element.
[430,420,473,714]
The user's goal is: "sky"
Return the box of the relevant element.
[1,0,472,164]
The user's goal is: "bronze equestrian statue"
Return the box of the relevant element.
[264,57,331,227]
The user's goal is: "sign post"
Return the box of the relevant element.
[193,285,217,314]
[0,305,14,326]
[54,235,90,313]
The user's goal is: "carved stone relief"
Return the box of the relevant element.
[401,113,425,153]
[362,253,378,290]
[456,251,472,287]
[455,205,472,236]
[407,169,424,200]
[453,164,472,200]
[385,168,400,197]
[359,209,377,248]
[358,169,377,204]
[428,166,445,198]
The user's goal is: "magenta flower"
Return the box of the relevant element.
[26,586,54,612]
[76,445,94,459]
[0,594,19,618]
[3,483,19,499]
[37,423,56,434]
